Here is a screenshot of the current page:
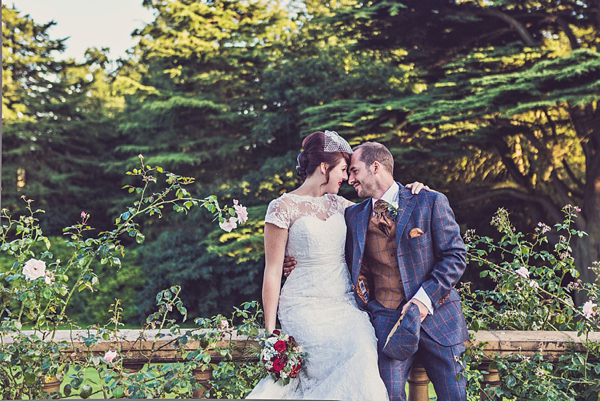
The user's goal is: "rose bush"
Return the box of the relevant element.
[0,157,253,399]
[460,205,600,400]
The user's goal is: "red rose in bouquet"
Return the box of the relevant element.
[273,357,286,372]
[259,329,307,385]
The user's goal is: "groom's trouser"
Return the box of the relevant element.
[367,300,467,401]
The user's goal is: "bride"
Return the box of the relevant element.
[247,131,423,400]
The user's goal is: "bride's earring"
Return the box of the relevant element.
[320,162,329,176]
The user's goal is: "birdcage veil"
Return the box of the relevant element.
[323,130,353,154]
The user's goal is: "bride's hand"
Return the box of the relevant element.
[405,182,431,194]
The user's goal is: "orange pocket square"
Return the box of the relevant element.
[409,228,424,238]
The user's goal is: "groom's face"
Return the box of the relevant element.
[348,150,377,198]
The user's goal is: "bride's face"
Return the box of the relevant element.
[324,159,349,194]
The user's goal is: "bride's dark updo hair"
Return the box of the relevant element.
[296,131,351,183]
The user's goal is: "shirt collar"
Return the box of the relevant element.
[372,182,399,208]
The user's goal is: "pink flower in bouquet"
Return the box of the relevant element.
[290,363,301,378]
[219,217,238,232]
[23,259,46,281]
[582,300,596,319]
[233,200,248,223]
[274,340,287,352]
[103,350,118,363]
[273,357,286,372]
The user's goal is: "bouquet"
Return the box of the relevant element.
[258,329,306,385]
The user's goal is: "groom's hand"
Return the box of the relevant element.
[283,256,297,277]
[402,299,428,322]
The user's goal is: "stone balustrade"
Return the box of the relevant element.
[5,329,599,400]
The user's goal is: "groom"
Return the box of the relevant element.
[345,142,468,401]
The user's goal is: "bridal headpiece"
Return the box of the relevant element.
[323,130,353,154]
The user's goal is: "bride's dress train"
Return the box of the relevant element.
[247,194,388,401]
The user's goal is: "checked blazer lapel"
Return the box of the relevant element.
[394,184,417,250]
[349,200,372,285]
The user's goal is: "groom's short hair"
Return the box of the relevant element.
[353,142,394,174]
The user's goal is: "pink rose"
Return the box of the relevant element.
[44,271,55,285]
[219,217,238,232]
[582,300,596,319]
[103,350,118,363]
[515,267,529,279]
[23,259,46,281]
[219,320,230,331]
[233,200,248,224]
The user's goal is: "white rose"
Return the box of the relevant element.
[22,259,46,281]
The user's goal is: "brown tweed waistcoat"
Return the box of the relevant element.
[360,214,405,309]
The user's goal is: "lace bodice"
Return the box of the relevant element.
[265,193,352,230]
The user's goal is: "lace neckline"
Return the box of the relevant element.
[284,192,329,199]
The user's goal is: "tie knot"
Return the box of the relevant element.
[374,199,389,214]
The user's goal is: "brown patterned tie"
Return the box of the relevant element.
[373,199,393,236]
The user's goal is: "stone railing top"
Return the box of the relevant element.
[3,329,598,363]
[468,329,600,360]
[3,328,252,343]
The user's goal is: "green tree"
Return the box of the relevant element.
[2,4,124,233]
[109,0,301,319]
[304,0,600,291]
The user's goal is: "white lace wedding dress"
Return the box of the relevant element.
[247,193,389,401]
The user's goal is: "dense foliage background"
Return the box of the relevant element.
[2,0,599,324]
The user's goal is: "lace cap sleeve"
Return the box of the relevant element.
[265,197,290,229]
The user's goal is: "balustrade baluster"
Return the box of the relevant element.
[192,366,213,398]
[408,362,430,401]
[479,362,500,400]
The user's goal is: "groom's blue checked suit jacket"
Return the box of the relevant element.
[345,183,468,347]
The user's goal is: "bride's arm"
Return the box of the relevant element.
[262,223,289,333]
